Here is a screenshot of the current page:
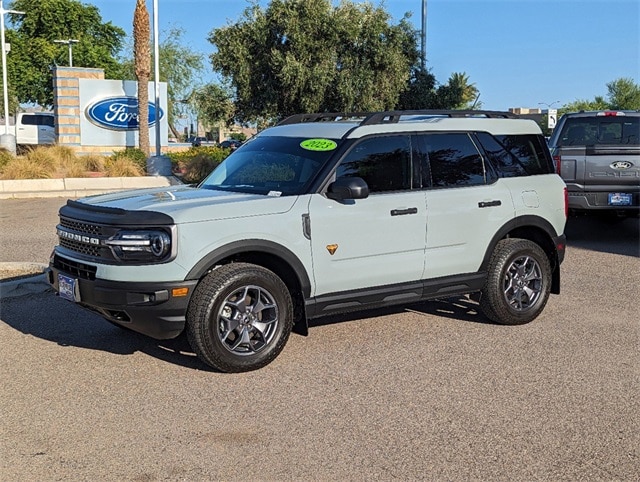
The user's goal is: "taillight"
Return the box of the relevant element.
[563,187,569,218]
[553,155,561,175]
[597,111,625,117]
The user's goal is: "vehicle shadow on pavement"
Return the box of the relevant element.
[0,291,212,371]
[308,296,491,329]
[565,215,640,257]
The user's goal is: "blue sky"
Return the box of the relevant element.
[88,0,638,111]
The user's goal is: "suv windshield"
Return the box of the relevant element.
[200,136,338,195]
[557,116,639,146]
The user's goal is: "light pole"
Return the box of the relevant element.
[53,39,79,67]
[539,101,560,130]
[146,0,172,175]
[421,0,427,70]
[0,0,24,154]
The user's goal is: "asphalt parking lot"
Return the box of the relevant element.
[1,198,639,480]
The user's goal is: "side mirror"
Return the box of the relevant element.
[326,177,369,201]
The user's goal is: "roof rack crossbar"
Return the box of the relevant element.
[277,109,518,126]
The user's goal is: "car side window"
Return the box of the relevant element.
[495,134,553,175]
[21,115,38,126]
[336,135,412,193]
[422,133,486,188]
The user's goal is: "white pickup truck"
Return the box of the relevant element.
[10,112,55,146]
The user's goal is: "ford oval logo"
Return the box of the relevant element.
[86,96,164,131]
[610,161,634,170]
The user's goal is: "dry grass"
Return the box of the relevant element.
[0,157,52,179]
[104,158,143,177]
[0,146,139,179]
[83,154,106,173]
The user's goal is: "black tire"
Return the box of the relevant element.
[186,263,294,372]
[480,238,551,325]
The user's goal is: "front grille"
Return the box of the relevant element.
[59,218,101,236]
[57,215,117,262]
[59,238,102,258]
[54,254,97,280]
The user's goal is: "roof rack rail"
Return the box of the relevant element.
[277,112,370,126]
[277,109,518,126]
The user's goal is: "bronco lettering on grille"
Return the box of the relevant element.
[57,227,101,245]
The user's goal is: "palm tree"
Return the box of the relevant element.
[133,0,150,157]
[448,72,480,109]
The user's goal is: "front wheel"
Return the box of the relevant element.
[480,238,552,325]
[186,263,294,372]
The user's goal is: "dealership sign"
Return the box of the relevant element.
[86,96,164,131]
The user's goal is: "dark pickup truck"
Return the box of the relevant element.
[548,111,639,216]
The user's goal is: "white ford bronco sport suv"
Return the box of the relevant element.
[49,110,568,372]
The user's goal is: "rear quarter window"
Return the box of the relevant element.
[477,133,554,177]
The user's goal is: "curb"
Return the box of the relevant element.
[0,175,183,199]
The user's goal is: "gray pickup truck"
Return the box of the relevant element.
[548,110,639,217]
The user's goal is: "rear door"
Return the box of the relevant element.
[420,133,514,279]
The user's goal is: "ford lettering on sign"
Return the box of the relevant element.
[86,96,164,131]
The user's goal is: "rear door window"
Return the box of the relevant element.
[420,133,486,188]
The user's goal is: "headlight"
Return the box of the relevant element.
[106,230,172,262]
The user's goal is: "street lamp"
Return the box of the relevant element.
[538,101,560,109]
[0,0,24,154]
[53,39,79,67]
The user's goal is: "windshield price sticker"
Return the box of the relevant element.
[300,139,337,152]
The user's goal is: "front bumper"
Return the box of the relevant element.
[48,262,198,340]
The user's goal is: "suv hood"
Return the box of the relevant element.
[77,185,299,223]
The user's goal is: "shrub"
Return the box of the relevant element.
[22,146,57,172]
[168,146,229,183]
[1,157,52,179]
[0,148,13,173]
[110,148,147,171]
[105,158,143,177]
[82,154,106,173]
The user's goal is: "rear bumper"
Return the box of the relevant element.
[567,188,640,212]
[47,264,197,339]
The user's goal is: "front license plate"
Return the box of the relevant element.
[58,274,80,302]
[608,193,632,206]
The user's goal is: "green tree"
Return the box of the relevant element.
[398,69,480,110]
[120,27,205,139]
[560,78,640,114]
[191,83,235,129]
[133,0,150,157]
[209,0,419,124]
[607,77,640,110]
[6,0,125,106]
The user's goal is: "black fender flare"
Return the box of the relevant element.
[185,239,312,298]
[479,215,563,294]
[480,215,561,271]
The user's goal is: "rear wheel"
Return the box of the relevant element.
[480,238,551,325]
[186,263,293,372]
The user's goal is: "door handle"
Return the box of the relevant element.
[390,207,418,216]
[478,200,502,208]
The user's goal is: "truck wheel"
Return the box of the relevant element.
[480,239,551,325]
[186,263,294,372]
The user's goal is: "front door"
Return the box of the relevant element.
[308,135,427,297]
